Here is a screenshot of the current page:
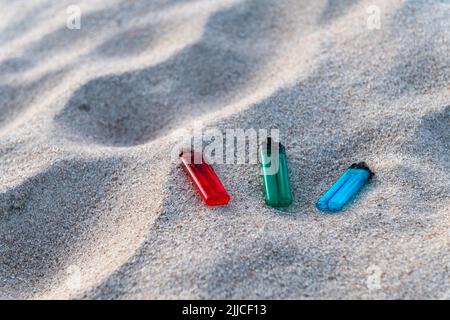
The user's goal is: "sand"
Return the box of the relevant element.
[0,0,449,299]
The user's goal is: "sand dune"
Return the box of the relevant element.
[0,0,449,299]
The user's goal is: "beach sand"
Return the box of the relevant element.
[0,0,449,299]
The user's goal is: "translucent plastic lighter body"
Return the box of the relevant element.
[180,151,230,206]
[260,139,293,208]
[316,162,373,212]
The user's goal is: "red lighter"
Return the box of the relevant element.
[180,151,230,206]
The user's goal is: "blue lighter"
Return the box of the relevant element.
[316,162,374,212]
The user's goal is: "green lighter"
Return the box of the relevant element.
[259,138,293,208]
